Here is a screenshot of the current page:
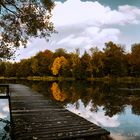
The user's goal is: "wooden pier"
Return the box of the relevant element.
[8,84,110,140]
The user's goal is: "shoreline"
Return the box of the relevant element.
[1,76,140,82]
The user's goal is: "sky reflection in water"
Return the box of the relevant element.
[0,99,10,139]
[66,99,140,140]
[0,100,9,120]
[5,80,140,140]
[66,99,119,127]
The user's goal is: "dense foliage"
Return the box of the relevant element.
[1,42,140,79]
[0,0,54,59]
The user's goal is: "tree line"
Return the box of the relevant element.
[0,41,140,79]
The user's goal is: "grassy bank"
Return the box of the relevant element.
[27,76,75,81]
[1,76,140,82]
[88,76,140,83]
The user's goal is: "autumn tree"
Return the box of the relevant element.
[3,42,140,78]
[0,0,54,59]
[51,56,68,76]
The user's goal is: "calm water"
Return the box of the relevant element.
[0,86,10,139]
[1,80,140,140]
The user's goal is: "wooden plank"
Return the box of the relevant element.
[10,84,110,140]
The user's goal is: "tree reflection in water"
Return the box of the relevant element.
[0,118,10,140]
[50,81,140,118]
[17,80,140,140]
[51,82,67,101]
[25,80,140,118]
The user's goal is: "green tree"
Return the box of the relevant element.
[0,61,6,76]
[53,48,69,58]
[90,47,105,77]
[131,43,140,76]
[16,59,32,77]
[69,49,81,79]
[31,58,39,75]
[80,51,92,79]
[103,41,127,77]
[0,0,54,59]
[34,50,54,76]
[4,61,13,77]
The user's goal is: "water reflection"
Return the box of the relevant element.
[0,87,7,96]
[0,100,9,119]
[0,99,10,139]
[3,80,140,140]
[51,82,67,101]
[66,100,120,128]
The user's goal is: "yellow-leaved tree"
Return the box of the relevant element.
[51,56,68,76]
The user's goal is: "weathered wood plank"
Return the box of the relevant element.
[10,84,110,140]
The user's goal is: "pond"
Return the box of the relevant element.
[1,80,140,140]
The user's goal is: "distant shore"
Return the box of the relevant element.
[1,76,140,82]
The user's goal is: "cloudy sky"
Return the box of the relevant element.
[15,0,140,61]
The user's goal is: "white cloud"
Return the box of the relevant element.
[57,34,74,45]
[57,35,91,46]
[55,27,120,50]
[91,28,120,46]
[15,0,140,61]
[52,0,109,26]
[83,27,100,37]
[52,0,140,27]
